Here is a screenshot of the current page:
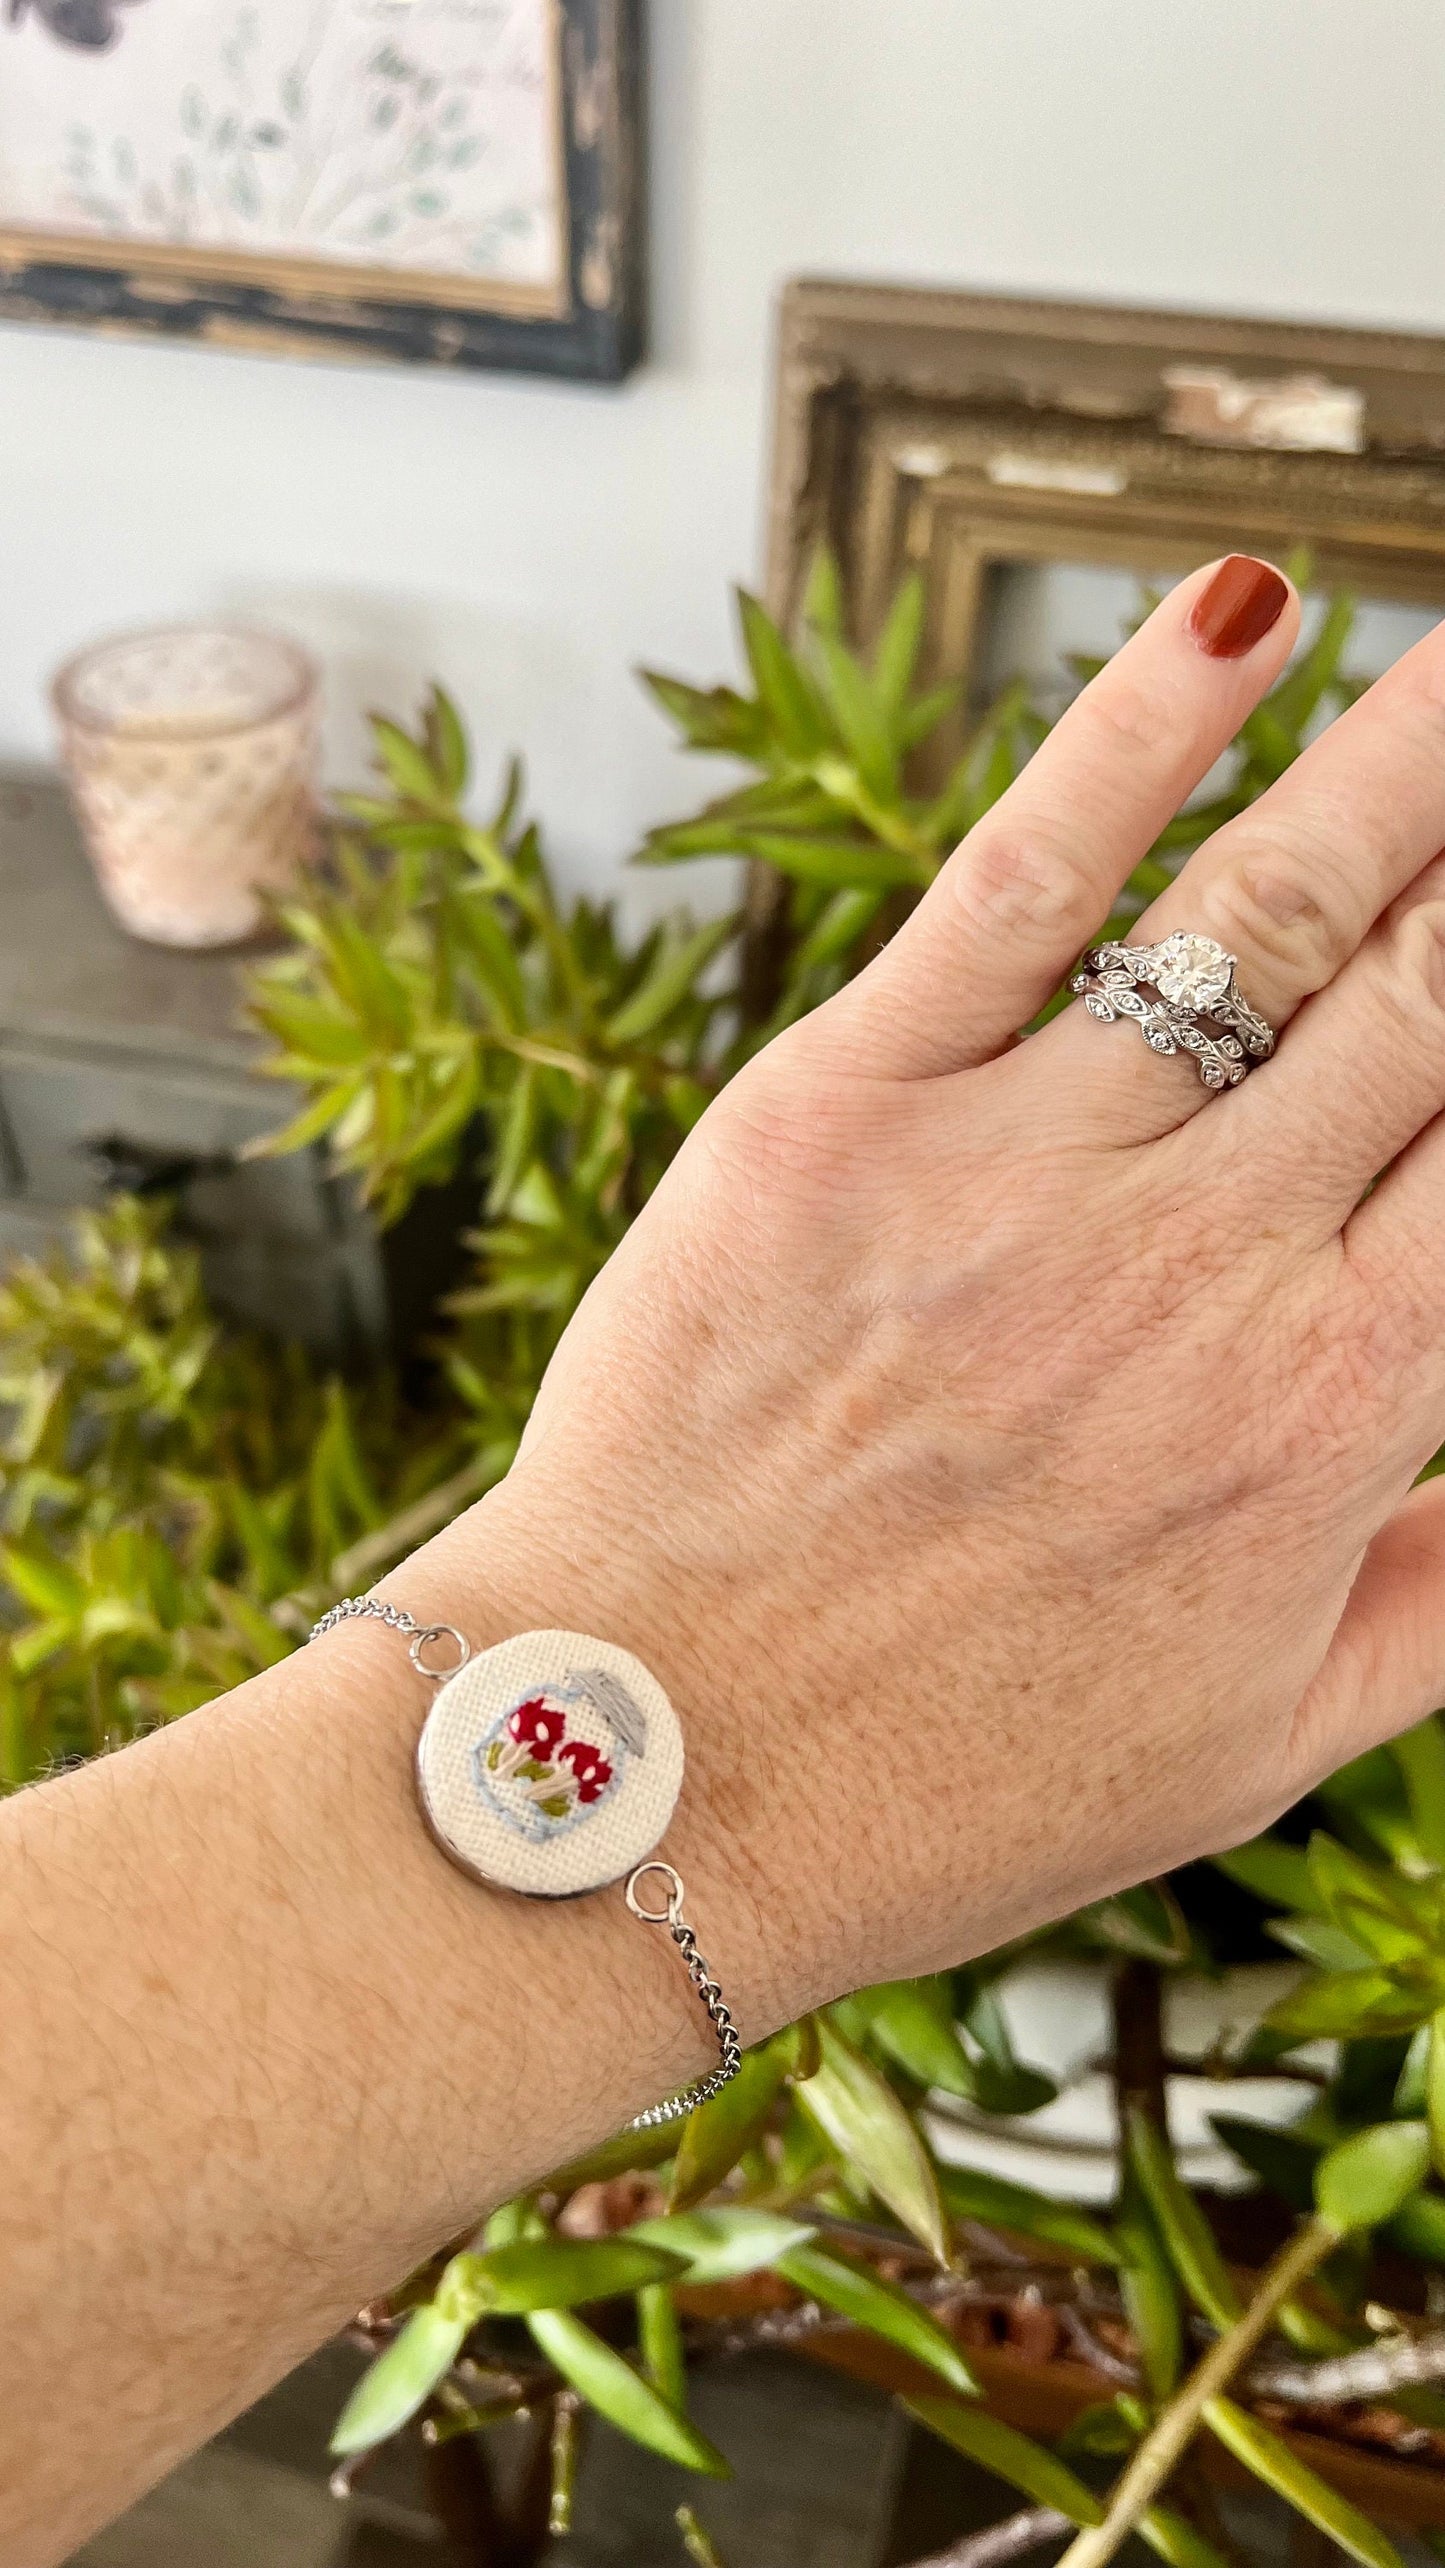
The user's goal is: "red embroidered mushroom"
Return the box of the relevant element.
[507,1697,565,1755]
[558,1739,613,1803]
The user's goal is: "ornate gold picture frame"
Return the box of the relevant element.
[765,280,1445,798]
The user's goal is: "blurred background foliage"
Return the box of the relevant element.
[7,560,1445,2568]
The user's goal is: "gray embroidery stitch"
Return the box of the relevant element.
[567,1667,649,1757]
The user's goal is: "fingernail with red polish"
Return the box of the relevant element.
[1187,555,1290,659]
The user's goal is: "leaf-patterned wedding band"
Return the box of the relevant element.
[1071,932,1276,1092]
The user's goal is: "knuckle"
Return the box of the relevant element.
[952,823,1101,947]
[1083,677,1170,764]
[1388,897,1445,1024]
[1390,652,1445,745]
[1206,828,1359,984]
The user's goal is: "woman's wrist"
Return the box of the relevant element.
[375,1463,813,2050]
[0,1502,763,2554]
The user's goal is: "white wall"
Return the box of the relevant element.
[3,0,1444,907]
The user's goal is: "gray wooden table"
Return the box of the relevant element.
[69,2345,910,2568]
[0,772,468,1357]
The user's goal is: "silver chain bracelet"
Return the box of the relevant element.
[309,1593,741,2127]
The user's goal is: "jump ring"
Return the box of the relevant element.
[407,1623,471,1681]
[625,1860,685,1925]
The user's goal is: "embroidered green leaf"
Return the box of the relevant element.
[669,2039,790,2210]
[330,2304,466,2455]
[629,2207,816,2286]
[777,2243,977,2397]
[526,2308,728,2476]
[796,2020,947,2261]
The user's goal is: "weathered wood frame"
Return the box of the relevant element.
[749,278,1445,974]
[766,280,1445,674]
[0,0,643,382]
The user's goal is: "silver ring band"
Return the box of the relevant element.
[1080,934,1275,1056]
[1072,974,1250,1089]
[1071,932,1275,1092]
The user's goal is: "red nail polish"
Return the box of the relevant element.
[1187,555,1290,658]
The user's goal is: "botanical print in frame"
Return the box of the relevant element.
[0,0,642,379]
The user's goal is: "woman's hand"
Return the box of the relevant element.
[459,554,1445,2027]
[19,552,1445,2563]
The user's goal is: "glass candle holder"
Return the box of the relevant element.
[52,624,322,949]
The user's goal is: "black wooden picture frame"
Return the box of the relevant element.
[0,0,644,383]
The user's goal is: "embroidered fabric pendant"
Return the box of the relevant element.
[415,1628,684,1899]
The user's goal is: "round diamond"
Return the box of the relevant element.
[1151,933,1232,1009]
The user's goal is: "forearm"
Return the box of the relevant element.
[0,1477,782,2564]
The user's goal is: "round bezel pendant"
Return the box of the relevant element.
[415,1629,684,1899]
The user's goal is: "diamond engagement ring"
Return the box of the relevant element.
[1071,932,1275,1091]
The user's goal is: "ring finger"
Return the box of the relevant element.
[1032,601,1445,1138]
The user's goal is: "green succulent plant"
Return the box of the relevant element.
[5,559,1444,2568]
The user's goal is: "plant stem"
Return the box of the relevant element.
[1111,1958,1168,2137]
[327,1453,493,1594]
[1250,2324,1445,2404]
[549,2391,581,2538]
[906,2510,1072,2568]
[677,2505,731,2567]
[1054,2216,1339,2568]
[421,2432,507,2564]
